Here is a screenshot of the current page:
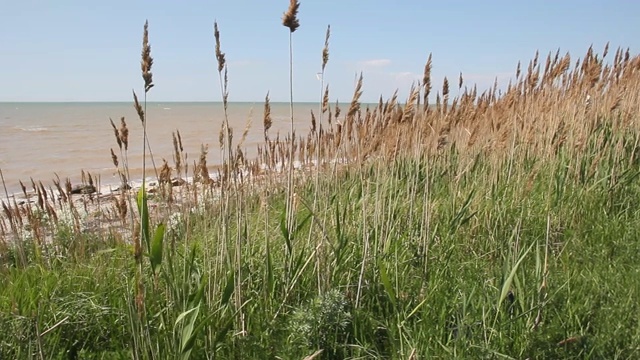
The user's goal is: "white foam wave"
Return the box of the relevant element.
[16,126,49,132]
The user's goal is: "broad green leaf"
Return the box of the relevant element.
[150,223,165,274]
[379,260,396,308]
[279,211,292,255]
[181,312,218,359]
[188,275,207,309]
[294,212,312,235]
[180,305,200,354]
[174,305,199,328]
[136,187,150,252]
[221,271,234,306]
[498,241,534,311]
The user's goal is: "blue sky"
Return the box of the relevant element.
[1,1,638,103]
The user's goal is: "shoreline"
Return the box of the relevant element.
[0,159,336,245]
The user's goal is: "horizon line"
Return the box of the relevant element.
[0,100,382,105]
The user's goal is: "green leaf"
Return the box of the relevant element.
[136,188,150,252]
[212,317,234,348]
[266,236,274,298]
[334,200,345,254]
[187,243,198,276]
[279,211,292,255]
[150,223,165,274]
[498,241,534,312]
[181,312,218,359]
[449,189,475,235]
[174,305,199,328]
[221,271,234,306]
[294,211,312,235]
[179,305,200,355]
[379,260,396,308]
[188,275,207,309]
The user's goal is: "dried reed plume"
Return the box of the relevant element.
[219,124,225,150]
[263,92,272,139]
[423,53,432,111]
[111,149,119,167]
[116,193,127,224]
[347,73,363,118]
[442,77,450,115]
[119,117,129,151]
[238,116,252,149]
[110,118,122,150]
[322,85,330,113]
[310,109,317,133]
[197,145,211,185]
[214,21,226,72]
[141,20,154,93]
[282,0,300,33]
[159,159,171,184]
[322,25,330,71]
[402,85,420,122]
[172,132,182,175]
[133,91,144,123]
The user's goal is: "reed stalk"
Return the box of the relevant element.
[283,0,300,244]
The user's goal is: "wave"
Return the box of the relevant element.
[15,126,49,132]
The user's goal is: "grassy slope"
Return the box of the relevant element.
[2,126,640,358]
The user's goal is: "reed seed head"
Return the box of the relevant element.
[176,130,183,152]
[198,145,211,184]
[133,90,144,124]
[443,77,449,99]
[172,132,182,174]
[65,178,72,196]
[239,116,252,148]
[110,117,122,150]
[119,117,129,151]
[347,73,363,118]
[322,25,330,71]
[423,53,432,110]
[117,193,127,223]
[282,0,300,33]
[322,85,330,113]
[402,85,420,122]
[214,21,226,73]
[263,92,272,137]
[111,148,119,167]
[223,67,229,106]
[19,180,27,198]
[159,159,171,184]
[141,20,154,93]
[310,109,317,133]
[219,124,225,150]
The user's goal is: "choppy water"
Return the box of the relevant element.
[0,102,319,195]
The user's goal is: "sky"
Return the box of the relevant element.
[1,1,639,103]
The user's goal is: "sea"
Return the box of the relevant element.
[0,102,321,197]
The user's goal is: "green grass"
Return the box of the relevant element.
[2,128,640,359]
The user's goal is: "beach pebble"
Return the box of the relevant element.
[171,178,186,186]
[115,184,132,191]
[70,184,96,195]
